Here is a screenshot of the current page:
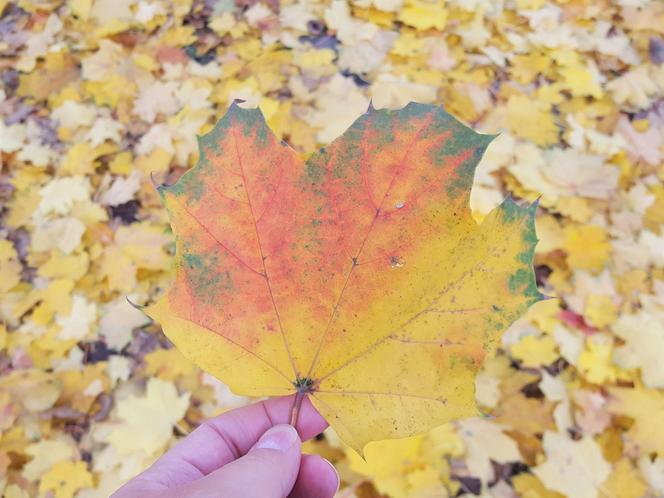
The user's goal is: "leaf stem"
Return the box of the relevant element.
[289,391,306,427]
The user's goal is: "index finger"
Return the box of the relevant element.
[141,394,327,486]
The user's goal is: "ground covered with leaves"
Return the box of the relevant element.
[0,0,663,496]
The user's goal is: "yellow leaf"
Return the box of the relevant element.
[68,0,92,20]
[109,151,134,175]
[584,294,617,329]
[458,418,522,483]
[391,32,426,57]
[510,53,551,85]
[602,459,648,498]
[564,225,610,272]
[37,251,90,281]
[0,370,62,413]
[558,64,603,98]
[613,311,664,388]
[159,25,197,46]
[94,18,132,38]
[31,279,75,325]
[144,348,196,381]
[608,387,664,454]
[577,336,622,384]
[513,473,564,498]
[510,334,559,367]
[131,53,159,72]
[347,435,424,497]
[108,378,190,456]
[61,142,117,176]
[114,222,172,271]
[58,364,110,413]
[424,422,464,458]
[533,432,610,498]
[59,143,96,175]
[38,461,93,498]
[556,197,593,223]
[0,324,6,351]
[398,0,447,30]
[23,439,76,481]
[99,246,136,293]
[524,298,561,334]
[135,147,173,174]
[258,97,279,123]
[293,48,336,68]
[84,74,136,107]
[3,484,30,498]
[506,95,559,146]
[0,240,22,295]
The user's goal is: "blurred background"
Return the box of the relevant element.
[1,0,664,496]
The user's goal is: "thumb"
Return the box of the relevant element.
[182,424,302,498]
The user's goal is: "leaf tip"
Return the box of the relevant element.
[125,295,145,311]
[150,171,168,191]
[530,195,542,211]
[479,131,500,147]
[366,99,376,114]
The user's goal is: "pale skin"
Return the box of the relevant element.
[112,395,339,498]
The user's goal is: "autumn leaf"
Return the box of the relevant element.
[607,387,664,455]
[146,102,542,454]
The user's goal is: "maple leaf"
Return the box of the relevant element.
[607,387,664,455]
[533,432,610,498]
[146,102,542,454]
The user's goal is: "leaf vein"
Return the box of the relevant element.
[175,200,265,277]
[315,261,488,384]
[171,313,291,382]
[316,390,448,404]
[231,128,299,379]
[306,113,436,378]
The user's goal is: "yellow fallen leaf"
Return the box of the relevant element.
[608,387,664,454]
[584,294,617,329]
[37,251,90,281]
[31,278,74,325]
[613,311,664,388]
[39,461,93,498]
[533,432,610,498]
[458,418,522,484]
[108,151,134,175]
[144,348,197,381]
[0,240,22,295]
[347,435,424,498]
[510,334,559,367]
[68,0,92,20]
[577,336,620,384]
[602,458,648,498]
[506,95,559,146]
[23,439,77,481]
[512,473,564,498]
[0,370,62,413]
[564,225,610,272]
[107,378,190,456]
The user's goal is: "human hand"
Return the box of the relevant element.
[112,395,339,498]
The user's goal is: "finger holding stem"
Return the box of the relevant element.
[290,391,306,427]
[290,377,315,427]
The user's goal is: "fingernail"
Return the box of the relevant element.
[255,424,299,451]
[322,458,340,494]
